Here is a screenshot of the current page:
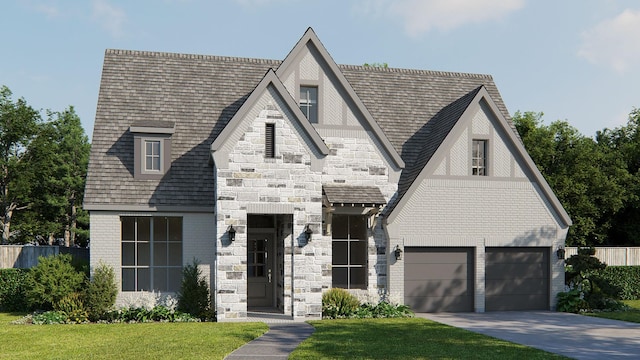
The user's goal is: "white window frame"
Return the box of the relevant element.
[144,139,162,172]
[299,86,318,124]
[472,139,488,176]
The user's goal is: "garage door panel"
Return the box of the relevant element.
[486,294,548,311]
[486,250,545,263]
[404,263,468,280]
[485,263,547,279]
[404,247,474,312]
[486,278,549,296]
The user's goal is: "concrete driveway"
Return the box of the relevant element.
[418,311,640,359]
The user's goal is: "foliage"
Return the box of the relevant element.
[24,254,86,310]
[558,247,625,312]
[84,261,117,321]
[31,310,69,325]
[102,305,198,324]
[290,318,565,359]
[54,292,89,324]
[0,268,29,311]
[322,288,361,318]
[363,62,389,68]
[177,259,212,320]
[353,301,414,319]
[599,266,640,300]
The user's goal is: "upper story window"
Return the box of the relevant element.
[129,121,175,180]
[299,86,318,124]
[472,139,487,176]
[145,140,161,171]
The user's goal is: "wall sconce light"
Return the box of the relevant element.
[556,247,565,260]
[304,224,313,242]
[394,245,403,261]
[228,225,236,242]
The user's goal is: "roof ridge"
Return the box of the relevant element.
[104,49,281,65]
[339,63,493,80]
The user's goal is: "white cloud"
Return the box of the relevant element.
[578,9,640,73]
[92,0,127,38]
[354,0,524,36]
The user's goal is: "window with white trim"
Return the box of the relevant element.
[299,86,318,124]
[145,140,161,171]
[121,216,182,292]
[472,139,487,176]
[332,215,367,289]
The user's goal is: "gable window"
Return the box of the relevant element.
[145,140,161,171]
[299,86,318,123]
[121,216,182,292]
[472,139,487,176]
[332,214,367,289]
[265,123,275,158]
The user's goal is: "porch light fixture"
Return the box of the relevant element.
[228,225,236,242]
[304,224,313,242]
[394,245,403,261]
[556,247,565,260]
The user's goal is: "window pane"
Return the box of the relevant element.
[153,268,168,292]
[168,268,182,293]
[332,215,348,239]
[137,242,150,266]
[154,242,168,266]
[300,86,318,124]
[138,217,151,241]
[332,241,348,265]
[152,157,160,170]
[137,269,150,291]
[350,267,367,289]
[349,216,367,240]
[332,267,348,289]
[154,217,168,242]
[122,242,135,266]
[168,217,182,241]
[122,217,135,241]
[168,243,182,266]
[122,269,135,291]
[350,240,367,266]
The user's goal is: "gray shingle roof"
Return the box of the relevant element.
[323,185,387,207]
[85,49,512,211]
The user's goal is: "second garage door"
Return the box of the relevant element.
[404,247,474,312]
[485,247,550,311]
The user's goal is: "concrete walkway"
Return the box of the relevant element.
[419,311,640,359]
[224,313,315,360]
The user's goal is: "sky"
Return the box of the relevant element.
[2,0,640,140]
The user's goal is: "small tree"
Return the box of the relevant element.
[85,261,117,321]
[24,254,85,310]
[177,259,211,320]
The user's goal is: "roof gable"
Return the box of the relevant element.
[277,28,404,169]
[210,69,329,165]
[385,87,572,227]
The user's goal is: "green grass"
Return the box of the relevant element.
[290,318,568,359]
[587,299,640,323]
[0,312,267,360]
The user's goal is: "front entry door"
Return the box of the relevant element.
[247,233,274,308]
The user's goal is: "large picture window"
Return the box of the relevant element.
[121,216,182,292]
[332,215,367,289]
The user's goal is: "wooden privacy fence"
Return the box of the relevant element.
[565,247,640,266]
[0,245,89,269]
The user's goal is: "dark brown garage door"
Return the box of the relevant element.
[485,247,549,311]
[404,247,474,312]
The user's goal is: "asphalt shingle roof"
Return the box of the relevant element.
[323,185,387,207]
[85,49,512,211]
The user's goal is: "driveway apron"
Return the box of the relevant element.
[419,311,640,359]
[224,322,314,360]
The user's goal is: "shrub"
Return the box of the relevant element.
[177,259,211,320]
[322,288,360,318]
[599,266,640,300]
[24,254,86,310]
[0,268,29,311]
[55,292,88,323]
[32,311,68,325]
[85,261,117,321]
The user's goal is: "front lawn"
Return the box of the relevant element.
[0,312,267,360]
[587,299,640,323]
[290,318,568,359]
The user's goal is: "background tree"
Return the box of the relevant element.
[0,86,41,243]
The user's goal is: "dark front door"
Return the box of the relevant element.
[247,233,274,308]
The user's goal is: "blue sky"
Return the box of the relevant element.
[2,0,639,139]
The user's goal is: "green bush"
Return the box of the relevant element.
[54,292,88,323]
[24,254,86,310]
[32,311,68,325]
[85,261,117,321]
[322,288,360,318]
[0,268,30,311]
[102,305,199,323]
[354,301,414,318]
[177,259,211,320]
[599,266,640,300]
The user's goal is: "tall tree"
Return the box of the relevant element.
[0,86,41,243]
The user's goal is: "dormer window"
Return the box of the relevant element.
[130,121,175,180]
[300,86,318,123]
[472,139,487,176]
